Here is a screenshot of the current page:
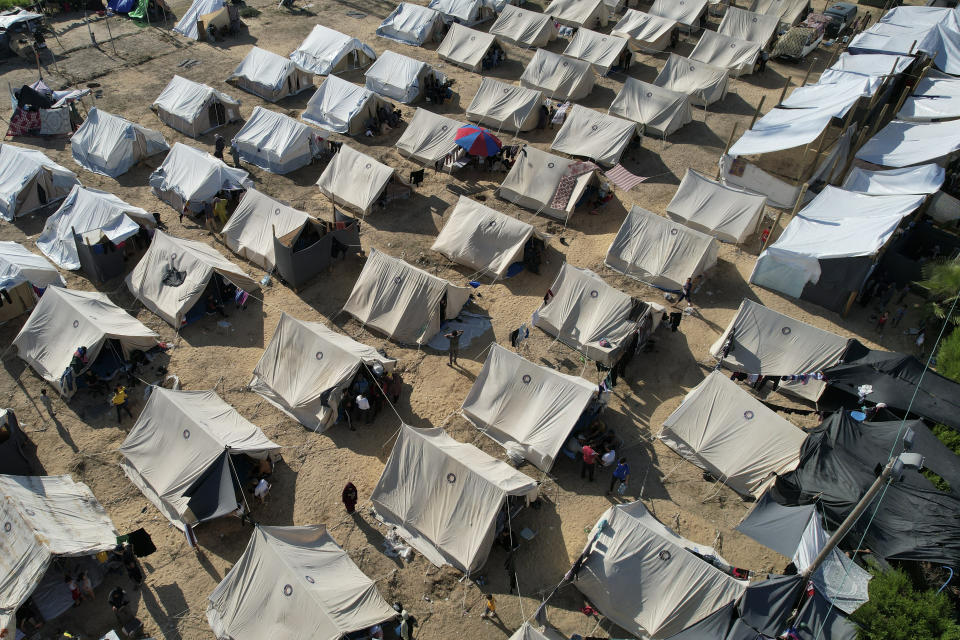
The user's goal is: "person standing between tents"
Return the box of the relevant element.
[342,482,358,515]
[445,329,464,366]
[203,201,216,234]
[356,392,372,425]
[481,594,499,620]
[675,278,693,307]
[213,134,225,160]
[39,388,54,418]
[113,385,133,425]
[400,611,412,640]
[608,457,630,495]
[213,196,228,227]
[876,310,888,334]
[229,143,242,168]
[580,443,597,482]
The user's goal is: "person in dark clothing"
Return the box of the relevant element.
[444,330,463,366]
[675,278,693,306]
[670,27,680,49]
[214,134,225,159]
[505,553,518,594]
[537,104,549,129]
[206,294,227,317]
[229,143,242,168]
[108,586,129,615]
[342,482,358,514]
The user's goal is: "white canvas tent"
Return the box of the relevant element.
[748,0,809,28]
[364,50,435,103]
[0,241,63,292]
[898,75,960,122]
[70,108,169,178]
[649,0,707,27]
[290,25,377,75]
[250,313,396,433]
[343,249,472,345]
[173,0,224,39]
[520,50,595,101]
[149,142,251,210]
[301,75,392,136]
[466,78,542,133]
[152,75,241,138]
[718,7,778,46]
[207,525,395,640]
[544,0,609,28]
[227,47,314,102]
[0,144,78,221]
[437,23,498,72]
[709,299,848,401]
[611,10,676,52]
[690,30,761,76]
[818,53,913,98]
[605,206,718,290]
[119,388,280,531]
[655,54,728,106]
[856,119,960,168]
[534,263,641,366]
[489,5,557,48]
[563,28,628,75]
[431,196,538,278]
[499,146,597,221]
[395,108,463,164]
[843,164,945,196]
[428,0,492,26]
[508,624,566,640]
[12,287,159,396]
[316,144,395,214]
[0,475,118,639]
[462,344,595,471]
[550,105,636,166]
[574,501,747,639]
[37,185,154,271]
[666,168,767,243]
[231,106,319,174]
[370,424,539,572]
[220,189,311,271]
[727,106,838,157]
[126,230,259,328]
[609,78,692,137]
[660,371,806,497]
[376,3,444,46]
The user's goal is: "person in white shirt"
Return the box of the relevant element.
[254,478,270,502]
[356,393,372,424]
[601,446,616,468]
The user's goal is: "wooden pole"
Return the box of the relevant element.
[801,129,828,183]
[715,123,738,180]
[800,57,817,87]
[763,183,808,251]
[866,103,889,140]
[749,95,765,129]
[778,76,792,105]
[835,125,872,186]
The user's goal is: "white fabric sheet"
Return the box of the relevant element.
[0,241,63,290]
[856,119,960,167]
[843,164,945,196]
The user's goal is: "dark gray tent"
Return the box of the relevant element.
[738,575,805,637]
[792,592,858,640]
[0,409,41,476]
[273,214,360,290]
[735,493,816,558]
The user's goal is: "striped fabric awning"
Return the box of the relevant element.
[605,164,647,192]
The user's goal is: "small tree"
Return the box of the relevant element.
[918,259,960,326]
[934,329,960,385]
[851,569,960,640]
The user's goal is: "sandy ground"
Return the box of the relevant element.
[0,0,930,638]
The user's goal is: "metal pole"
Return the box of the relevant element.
[105,13,118,56]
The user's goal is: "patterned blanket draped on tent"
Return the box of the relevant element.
[549,161,599,210]
[605,164,647,192]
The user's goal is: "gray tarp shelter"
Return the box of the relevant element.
[376,3,444,46]
[231,106,319,174]
[437,23,498,72]
[289,25,377,75]
[609,78,693,137]
[364,50,437,104]
[467,78,543,133]
[666,168,767,243]
[718,7,778,46]
[544,0,609,28]
[550,105,637,166]
[149,142,251,211]
[152,75,241,138]
[0,242,62,322]
[649,0,707,27]
[371,424,539,572]
[227,47,314,102]
[562,28,628,75]
[611,10,676,51]
[221,188,312,271]
[689,30,760,77]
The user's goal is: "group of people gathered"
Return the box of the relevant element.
[364,105,405,138]
[423,73,455,105]
[338,365,403,429]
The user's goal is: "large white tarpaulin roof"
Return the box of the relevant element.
[302,75,389,135]
[611,10,676,51]
[574,501,747,639]
[609,78,692,137]
[376,3,443,46]
[843,164,945,196]
[544,0,608,28]
[660,370,806,497]
[690,30,760,76]
[563,28,627,74]
[666,169,767,243]
[654,53,728,106]
[371,424,538,572]
[229,47,308,93]
[149,142,251,205]
[0,241,63,290]
[232,106,318,174]
[119,388,280,529]
[437,23,496,71]
[848,22,937,56]
[431,196,535,277]
[728,107,835,156]
[550,105,636,166]
[856,119,960,168]
[396,108,463,164]
[467,78,542,132]
[779,77,867,116]
[0,144,78,221]
[499,145,596,221]
[126,230,259,327]
[290,25,377,75]
[898,75,960,121]
[605,205,718,290]
[13,287,158,395]
[709,299,849,401]
[718,6,778,45]
[250,313,395,432]
[748,0,809,27]
[71,107,169,178]
[520,49,595,101]
[818,53,912,97]
[207,525,395,640]
[534,263,639,366]
[364,49,432,103]
[649,0,706,26]
[462,344,595,471]
[343,249,472,344]
[220,188,311,270]
[0,475,117,638]
[152,75,240,132]
[173,0,224,39]
[37,185,153,270]
[316,144,394,214]
[489,5,557,48]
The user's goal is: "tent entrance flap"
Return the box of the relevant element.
[183,451,239,523]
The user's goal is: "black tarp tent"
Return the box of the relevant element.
[0,409,41,475]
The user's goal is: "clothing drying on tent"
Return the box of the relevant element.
[316,144,397,215]
[149,142,251,211]
[0,475,118,639]
[666,168,767,243]
[0,144,78,221]
[489,5,557,48]
[605,206,718,290]
[126,230,258,328]
[37,185,155,275]
[544,0,609,28]
[562,28,628,75]
[573,501,746,639]
[843,164,945,196]
[611,10,676,51]
[550,105,636,167]
[251,313,395,433]
[119,388,280,533]
[6,79,88,139]
[376,3,444,46]
[370,424,539,572]
[207,525,396,640]
[301,75,392,136]
[342,249,472,345]
[520,50,595,101]
[427,0,492,26]
[609,78,693,137]
[227,47,313,102]
[466,78,543,133]
[396,108,463,164]
[709,299,848,401]
[289,25,377,75]
[718,7,778,46]
[231,106,320,174]
[534,263,647,366]
[364,50,438,104]
[855,119,960,168]
[0,241,63,322]
[462,344,596,471]
[152,75,242,138]
[12,287,159,397]
[173,0,226,39]
[654,53,729,107]
[437,24,499,72]
[660,371,807,497]
[70,108,169,178]
[690,30,761,77]
[498,145,599,221]
[648,0,707,27]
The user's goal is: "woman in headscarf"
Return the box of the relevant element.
[341,482,358,515]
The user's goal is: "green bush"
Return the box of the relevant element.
[850,569,960,640]
[935,329,960,383]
